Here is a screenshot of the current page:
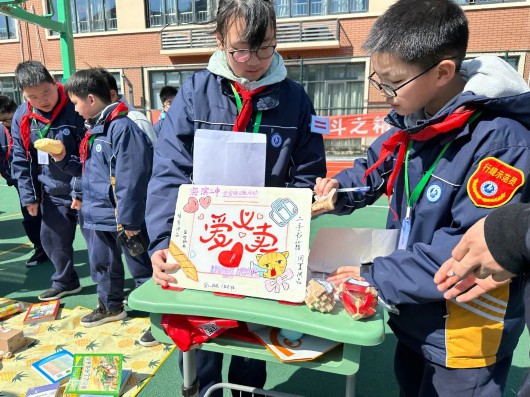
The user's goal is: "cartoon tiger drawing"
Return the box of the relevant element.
[256,251,289,279]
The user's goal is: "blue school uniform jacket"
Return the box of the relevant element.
[332,82,530,367]
[146,70,327,254]
[75,103,153,232]
[0,126,14,185]
[10,100,85,206]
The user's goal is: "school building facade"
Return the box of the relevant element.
[0,0,529,165]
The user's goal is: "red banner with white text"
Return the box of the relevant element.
[324,113,391,139]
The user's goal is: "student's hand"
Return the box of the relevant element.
[313,177,339,197]
[124,230,140,238]
[50,142,66,162]
[70,199,82,210]
[151,248,179,286]
[434,218,516,288]
[26,203,39,216]
[438,273,511,303]
[327,266,363,286]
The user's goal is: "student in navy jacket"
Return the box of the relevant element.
[53,69,154,344]
[314,1,530,396]
[0,95,47,266]
[145,0,326,395]
[10,61,85,301]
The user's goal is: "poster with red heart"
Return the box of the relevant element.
[167,184,313,302]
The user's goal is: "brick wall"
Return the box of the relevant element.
[0,2,528,108]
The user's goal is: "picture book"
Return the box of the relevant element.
[250,325,341,362]
[23,300,60,324]
[31,349,74,384]
[167,184,312,302]
[64,368,131,397]
[65,353,123,396]
[25,383,60,397]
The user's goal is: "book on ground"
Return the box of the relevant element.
[31,349,74,384]
[25,383,60,397]
[64,368,131,397]
[65,353,123,396]
[23,300,60,324]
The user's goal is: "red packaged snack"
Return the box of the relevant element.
[339,279,378,320]
[161,314,239,352]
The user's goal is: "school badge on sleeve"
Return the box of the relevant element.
[467,157,524,208]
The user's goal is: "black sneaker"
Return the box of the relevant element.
[38,286,82,301]
[26,248,48,267]
[138,329,160,347]
[80,299,127,328]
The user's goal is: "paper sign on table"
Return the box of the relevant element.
[167,184,313,302]
[308,228,398,274]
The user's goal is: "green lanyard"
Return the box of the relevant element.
[230,84,263,133]
[404,140,452,219]
[31,113,52,139]
[404,110,483,219]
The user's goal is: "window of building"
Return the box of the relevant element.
[0,77,22,105]
[0,15,17,40]
[149,69,195,109]
[146,0,210,27]
[286,61,366,157]
[49,0,117,35]
[275,0,367,18]
[286,61,365,116]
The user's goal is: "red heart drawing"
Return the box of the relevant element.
[218,242,243,268]
[183,197,199,213]
[199,196,211,209]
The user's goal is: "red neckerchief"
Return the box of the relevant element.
[2,125,12,165]
[79,101,129,171]
[232,82,267,132]
[363,105,476,204]
[19,82,68,159]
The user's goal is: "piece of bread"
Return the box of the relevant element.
[34,138,64,155]
[169,241,198,282]
[311,188,337,213]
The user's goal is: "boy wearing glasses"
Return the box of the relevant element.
[147,0,326,395]
[0,95,47,267]
[313,0,530,395]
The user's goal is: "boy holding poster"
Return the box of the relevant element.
[145,0,326,394]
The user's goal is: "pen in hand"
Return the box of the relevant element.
[336,186,371,193]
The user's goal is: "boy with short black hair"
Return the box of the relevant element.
[10,61,85,300]
[153,85,177,137]
[59,69,154,344]
[96,69,157,145]
[0,95,47,266]
[313,0,530,395]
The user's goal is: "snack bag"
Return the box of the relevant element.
[339,279,378,320]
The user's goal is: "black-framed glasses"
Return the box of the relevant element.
[0,116,12,124]
[227,45,276,63]
[369,61,442,97]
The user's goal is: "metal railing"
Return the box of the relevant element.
[161,19,339,51]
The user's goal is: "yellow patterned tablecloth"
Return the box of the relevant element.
[0,300,175,397]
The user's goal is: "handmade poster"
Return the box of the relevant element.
[167,184,313,302]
